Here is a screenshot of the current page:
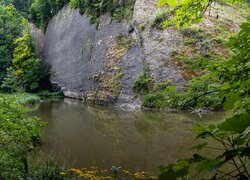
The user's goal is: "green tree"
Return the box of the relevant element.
[30,0,53,29]
[12,25,42,92]
[0,4,23,82]
[0,0,32,17]
[0,94,43,179]
[0,67,21,92]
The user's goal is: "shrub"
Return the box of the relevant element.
[134,73,152,93]
[152,9,167,26]
[0,94,43,179]
[182,74,222,110]
[181,26,206,41]
[28,160,67,180]
[12,26,43,92]
[0,67,21,92]
[142,93,165,108]
[38,91,64,98]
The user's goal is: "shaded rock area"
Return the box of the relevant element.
[29,23,44,58]
[43,6,144,106]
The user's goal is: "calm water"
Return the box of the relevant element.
[34,99,225,173]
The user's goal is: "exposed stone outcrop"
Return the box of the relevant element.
[43,6,144,106]
[133,0,189,88]
[132,0,248,88]
[29,23,44,58]
[33,0,247,107]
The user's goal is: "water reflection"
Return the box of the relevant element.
[34,99,225,173]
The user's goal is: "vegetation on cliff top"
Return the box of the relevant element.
[28,0,135,30]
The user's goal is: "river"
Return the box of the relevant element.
[34,98,225,173]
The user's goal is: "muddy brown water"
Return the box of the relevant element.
[34,98,225,173]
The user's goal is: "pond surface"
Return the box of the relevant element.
[34,99,225,173]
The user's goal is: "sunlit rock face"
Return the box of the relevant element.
[43,6,144,106]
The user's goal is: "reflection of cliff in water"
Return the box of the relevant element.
[35,99,225,173]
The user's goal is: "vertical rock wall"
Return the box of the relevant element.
[43,6,144,106]
[31,0,247,107]
[29,23,44,58]
[133,0,186,88]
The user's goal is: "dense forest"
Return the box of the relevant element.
[0,0,249,179]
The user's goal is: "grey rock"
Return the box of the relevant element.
[42,6,144,106]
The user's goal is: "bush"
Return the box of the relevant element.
[134,73,152,93]
[138,73,222,110]
[12,26,44,92]
[182,74,222,110]
[28,160,67,180]
[0,94,43,179]
[38,91,64,98]
[0,67,21,92]
[142,93,165,108]
[0,5,24,82]
[31,0,136,29]
[152,9,167,26]
[111,0,136,22]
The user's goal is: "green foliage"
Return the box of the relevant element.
[115,33,135,49]
[111,0,136,22]
[0,94,43,179]
[138,73,222,110]
[161,0,210,27]
[2,93,41,105]
[0,67,21,92]
[142,86,183,109]
[70,0,136,24]
[181,25,206,41]
[0,0,32,18]
[30,0,70,30]
[158,15,250,180]
[0,4,23,82]
[182,74,222,109]
[30,0,136,29]
[152,9,168,26]
[86,39,93,52]
[134,73,152,93]
[28,160,67,180]
[12,27,42,92]
[37,90,64,98]
[158,0,248,27]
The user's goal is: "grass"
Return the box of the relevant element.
[37,91,64,98]
[133,73,152,93]
[0,93,40,105]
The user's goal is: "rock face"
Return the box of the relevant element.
[133,0,187,88]
[40,3,188,107]
[31,0,246,107]
[41,4,186,106]
[29,23,44,58]
[43,6,144,106]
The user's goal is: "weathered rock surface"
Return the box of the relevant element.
[43,6,144,106]
[133,0,187,88]
[34,0,246,107]
[29,23,44,58]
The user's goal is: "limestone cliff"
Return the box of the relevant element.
[43,6,143,107]
[31,1,248,107]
